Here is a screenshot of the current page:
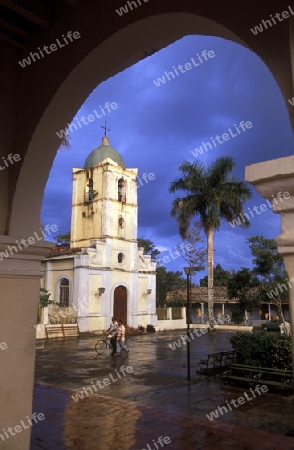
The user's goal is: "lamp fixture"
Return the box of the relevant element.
[98,287,105,295]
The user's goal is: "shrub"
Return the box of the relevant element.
[230,332,291,370]
[231,305,245,324]
[146,324,156,333]
[39,288,53,308]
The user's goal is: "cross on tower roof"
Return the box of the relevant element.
[101,119,110,137]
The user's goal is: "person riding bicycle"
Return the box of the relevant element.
[106,317,118,356]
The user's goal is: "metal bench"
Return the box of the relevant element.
[223,363,293,391]
[198,351,236,376]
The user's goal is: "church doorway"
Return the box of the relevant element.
[113,286,128,325]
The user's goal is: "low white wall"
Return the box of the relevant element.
[155,307,253,332]
[155,318,186,331]
[155,322,253,332]
[215,325,253,332]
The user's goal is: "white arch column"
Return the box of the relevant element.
[246,155,294,375]
[0,236,52,449]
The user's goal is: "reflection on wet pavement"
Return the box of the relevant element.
[31,331,294,449]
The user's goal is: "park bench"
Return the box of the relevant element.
[45,324,80,339]
[198,350,236,376]
[223,363,293,392]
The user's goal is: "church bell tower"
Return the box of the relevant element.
[70,135,138,249]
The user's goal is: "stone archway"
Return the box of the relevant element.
[113,286,128,326]
[1,7,293,450]
[9,12,285,238]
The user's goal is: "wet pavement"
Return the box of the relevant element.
[31,330,294,449]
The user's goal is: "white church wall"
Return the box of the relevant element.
[138,277,148,311]
[128,273,138,327]
[89,274,103,313]
[73,263,89,332]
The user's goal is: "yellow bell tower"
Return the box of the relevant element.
[70,136,138,249]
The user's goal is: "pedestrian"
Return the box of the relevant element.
[106,317,118,356]
[115,319,129,356]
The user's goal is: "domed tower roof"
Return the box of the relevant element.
[84,136,125,169]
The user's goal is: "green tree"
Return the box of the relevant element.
[247,236,287,323]
[169,156,252,327]
[54,231,71,246]
[227,268,260,324]
[39,288,52,308]
[246,236,285,282]
[156,267,186,306]
[138,238,160,261]
[200,263,231,287]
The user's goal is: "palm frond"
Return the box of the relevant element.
[170,155,252,235]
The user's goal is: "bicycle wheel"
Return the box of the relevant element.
[95,339,105,354]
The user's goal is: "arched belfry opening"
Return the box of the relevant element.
[118,178,126,203]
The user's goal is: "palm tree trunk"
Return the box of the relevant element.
[207,227,214,328]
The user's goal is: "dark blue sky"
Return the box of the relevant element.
[41,35,293,283]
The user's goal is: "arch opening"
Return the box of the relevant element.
[113,285,128,326]
[10,11,291,237]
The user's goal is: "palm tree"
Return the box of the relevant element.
[169,156,252,328]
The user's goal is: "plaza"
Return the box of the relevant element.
[31,331,294,449]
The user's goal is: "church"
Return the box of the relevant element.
[41,135,157,332]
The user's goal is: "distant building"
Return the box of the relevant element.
[41,136,157,331]
[166,286,289,321]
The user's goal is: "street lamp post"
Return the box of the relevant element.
[183,265,205,382]
[184,266,192,381]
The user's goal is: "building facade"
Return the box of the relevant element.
[41,136,157,331]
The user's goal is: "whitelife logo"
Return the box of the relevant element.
[18,31,81,68]
[140,436,171,450]
[0,224,58,261]
[116,0,150,16]
[137,172,156,189]
[206,385,268,421]
[56,103,118,139]
[190,121,253,158]
[0,153,21,171]
[71,366,134,402]
[153,50,215,87]
[229,191,290,228]
[0,413,45,444]
[266,276,294,299]
[250,5,294,35]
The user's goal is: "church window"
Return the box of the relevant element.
[118,217,125,228]
[118,178,126,202]
[59,278,69,307]
[118,252,125,264]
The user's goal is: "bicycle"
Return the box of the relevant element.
[95,333,113,355]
